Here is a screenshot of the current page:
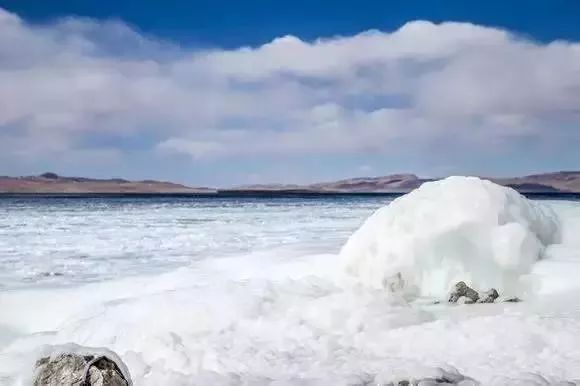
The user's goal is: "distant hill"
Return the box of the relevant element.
[308,173,430,192]
[2,171,580,194]
[0,173,214,194]
[227,171,580,194]
[490,171,580,193]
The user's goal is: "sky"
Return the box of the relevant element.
[0,1,579,187]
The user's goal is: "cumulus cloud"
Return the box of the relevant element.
[0,7,579,181]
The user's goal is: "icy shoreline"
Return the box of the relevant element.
[1,177,580,385]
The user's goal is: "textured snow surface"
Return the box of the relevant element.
[340,177,560,298]
[1,180,580,385]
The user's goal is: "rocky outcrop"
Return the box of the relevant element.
[448,282,516,304]
[383,368,478,385]
[477,288,499,303]
[448,282,480,303]
[33,352,130,386]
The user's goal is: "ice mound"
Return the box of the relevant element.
[340,176,560,298]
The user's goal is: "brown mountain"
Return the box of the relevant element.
[309,173,429,192]
[229,171,580,193]
[0,173,214,194]
[2,171,580,194]
[491,171,580,193]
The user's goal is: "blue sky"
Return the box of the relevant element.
[4,0,580,46]
[0,1,579,186]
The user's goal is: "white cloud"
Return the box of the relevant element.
[0,6,579,175]
[157,138,227,159]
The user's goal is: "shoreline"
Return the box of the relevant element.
[1,190,580,199]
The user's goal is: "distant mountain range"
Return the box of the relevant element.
[231,171,580,194]
[1,171,580,194]
[0,173,214,194]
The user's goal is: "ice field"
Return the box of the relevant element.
[1,177,580,385]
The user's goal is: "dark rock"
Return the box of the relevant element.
[33,352,129,386]
[504,297,521,303]
[448,281,479,303]
[382,368,478,385]
[477,288,499,303]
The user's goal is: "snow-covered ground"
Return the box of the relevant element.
[1,177,580,385]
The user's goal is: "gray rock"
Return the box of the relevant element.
[477,288,499,303]
[33,352,129,386]
[383,368,479,385]
[448,282,479,303]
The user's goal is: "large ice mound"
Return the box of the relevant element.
[340,176,560,298]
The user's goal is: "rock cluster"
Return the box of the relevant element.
[448,282,502,304]
[33,352,129,386]
[384,368,478,385]
[478,288,499,303]
[448,282,480,303]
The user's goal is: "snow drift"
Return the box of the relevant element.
[340,176,560,298]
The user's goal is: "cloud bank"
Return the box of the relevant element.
[1,7,579,183]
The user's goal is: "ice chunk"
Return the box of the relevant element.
[340,176,560,298]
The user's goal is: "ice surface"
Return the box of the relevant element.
[1,188,580,385]
[0,196,379,288]
[340,177,561,298]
